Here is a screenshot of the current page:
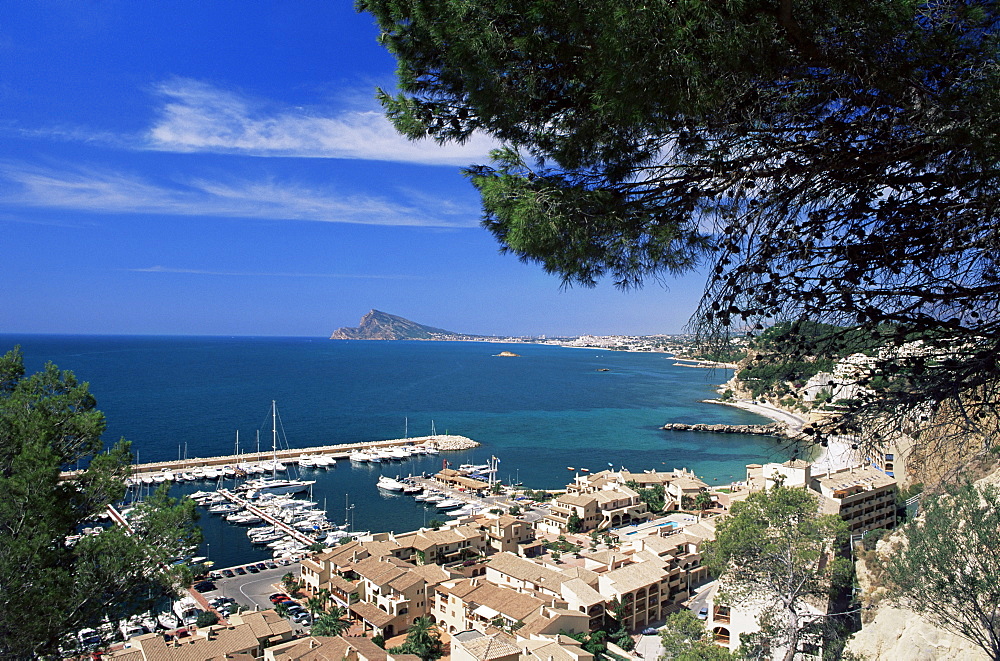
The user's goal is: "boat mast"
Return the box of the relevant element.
[271,400,278,478]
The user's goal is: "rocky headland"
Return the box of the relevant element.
[330,309,461,340]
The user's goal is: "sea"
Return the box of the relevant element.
[2,335,794,569]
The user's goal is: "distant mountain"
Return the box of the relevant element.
[329,310,462,340]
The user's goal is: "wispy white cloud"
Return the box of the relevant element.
[129,265,420,279]
[0,161,478,227]
[145,78,500,165]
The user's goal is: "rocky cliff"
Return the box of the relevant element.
[330,310,461,340]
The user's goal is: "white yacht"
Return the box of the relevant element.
[172,596,202,626]
[157,610,181,630]
[377,475,406,492]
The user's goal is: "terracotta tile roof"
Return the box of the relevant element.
[458,632,521,661]
[125,624,260,661]
[328,574,361,593]
[599,558,670,595]
[410,563,450,585]
[486,552,568,591]
[559,577,605,607]
[350,601,395,628]
[556,493,597,508]
[234,608,293,640]
[454,579,545,622]
[347,636,389,661]
[353,556,414,587]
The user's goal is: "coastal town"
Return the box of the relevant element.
[77,364,908,661]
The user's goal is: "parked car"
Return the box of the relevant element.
[697,607,709,620]
[265,561,278,569]
[193,581,215,593]
[234,567,246,575]
[246,564,260,573]
[221,569,235,578]
[255,562,268,570]
[268,593,286,603]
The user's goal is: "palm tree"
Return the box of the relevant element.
[400,616,443,661]
[304,595,329,625]
[311,605,352,637]
[274,601,291,619]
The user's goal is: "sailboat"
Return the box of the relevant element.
[236,401,315,497]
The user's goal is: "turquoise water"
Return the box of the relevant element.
[3,335,790,567]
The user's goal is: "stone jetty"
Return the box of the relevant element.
[662,422,786,436]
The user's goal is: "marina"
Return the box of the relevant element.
[60,433,479,482]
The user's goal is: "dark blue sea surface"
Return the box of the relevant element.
[3,335,791,568]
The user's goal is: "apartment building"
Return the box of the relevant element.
[751,460,898,536]
[479,513,536,555]
[432,577,589,637]
[537,484,649,534]
[485,552,606,631]
[348,556,450,638]
[811,465,898,534]
[394,525,489,565]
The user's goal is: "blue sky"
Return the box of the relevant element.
[1,2,706,337]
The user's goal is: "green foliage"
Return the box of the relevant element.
[305,595,327,617]
[508,504,521,516]
[359,0,1000,457]
[372,633,386,648]
[543,537,580,554]
[195,611,219,628]
[389,616,443,661]
[566,512,583,533]
[659,610,736,660]
[562,629,610,659]
[282,572,298,594]
[311,605,352,637]
[704,486,851,658]
[694,491,713,510]
[524,489,553,502]
[0,347,201,658]
[428,519,444,530]
[883,483,1000,660]
[860,528,889,552]
[627,481,666,513]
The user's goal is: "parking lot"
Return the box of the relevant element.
[196,560,308,631]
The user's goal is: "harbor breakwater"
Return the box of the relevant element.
[662,422,786,436]
[60,434,480,480]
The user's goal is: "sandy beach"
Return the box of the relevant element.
[710,398,858,471]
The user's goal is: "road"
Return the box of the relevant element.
[201,560,308,631]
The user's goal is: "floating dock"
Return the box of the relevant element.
[60,434,479,480]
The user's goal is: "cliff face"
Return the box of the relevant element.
[844,467,1000,661]
[329,310,460,340]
